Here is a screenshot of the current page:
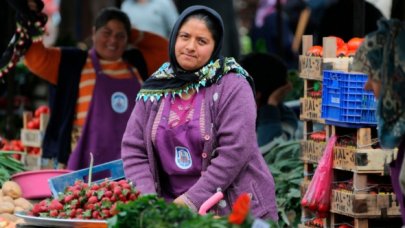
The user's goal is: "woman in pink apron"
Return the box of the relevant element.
[121,5,278,220]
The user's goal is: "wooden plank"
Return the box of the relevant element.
[300,97,324,123]
[301,35,313,54]
[300,140,326,163]
[39,113,50,131]
[333,147,396,174]
[353,173,368,194]
[22,111,32,128]
[357,128,372,149]
[331,190,401,218]
[354,219,368,228]
[323,37,337,58]
[323,57,352,72]
[25,154,41,171]
[299,55,323,80]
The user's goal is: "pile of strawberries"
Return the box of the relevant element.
[29,179,140,220]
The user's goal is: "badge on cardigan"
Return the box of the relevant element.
[111,92,128,113]
[175,146,192,169]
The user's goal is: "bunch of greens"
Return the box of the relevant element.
[263,139,303,227]
[108,195,231,228]
[0,152,26,187]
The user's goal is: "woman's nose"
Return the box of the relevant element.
[185,40,196,51]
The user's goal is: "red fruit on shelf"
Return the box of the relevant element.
[306,45,323,57]
[35,105,50,117]
[347,37,364,52]
[336,44,348,57]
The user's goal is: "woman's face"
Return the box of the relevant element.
[92,19,128,61]
[175,18,215,71]
[364,75,382,98]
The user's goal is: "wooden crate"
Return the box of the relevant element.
[20,129,44,147]
[333,147,396,175]
[20,111,50,170]
[300,139,326,163]
[331,190,401,218]
[300,97,324,123]
[20,111,49,147]
[299,36,352,81]
[299,55,324,80]
[330,212,403,228]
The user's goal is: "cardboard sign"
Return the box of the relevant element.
[300,97,324,123]
[301,140,326,163]
[333,147,396,174]
[20,129,44,147]
[299,55,323,80]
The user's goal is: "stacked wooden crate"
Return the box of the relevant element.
[298,35,401,228]
[20,111,49,170]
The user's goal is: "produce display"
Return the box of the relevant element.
[26,105,50,130]
[305,36,364,57]
[29,179,139,220]
[0,181,32,227]
[0,154,26,187]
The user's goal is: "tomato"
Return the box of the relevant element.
[347,37,364,51]
[35,105,50,117]
[306,45,323,57]
[32,117,40,129]
[12,153,21,160]
[336,44,348,57]
[27,121,36,129]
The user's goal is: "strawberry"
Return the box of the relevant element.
[88,196,98,204]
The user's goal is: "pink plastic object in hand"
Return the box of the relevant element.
[198,191,224,215]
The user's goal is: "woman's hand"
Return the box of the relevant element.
[173,196,187,207]
[267,82,292,106]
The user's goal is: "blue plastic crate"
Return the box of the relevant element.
[48,159,125,198]
[321,70,377,127]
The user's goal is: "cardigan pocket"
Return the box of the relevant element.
[227,180,267,218]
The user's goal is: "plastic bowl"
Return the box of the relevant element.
[11,169,71,199]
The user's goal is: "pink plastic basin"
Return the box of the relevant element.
[11,169,71,199]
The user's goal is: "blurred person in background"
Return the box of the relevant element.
[120,0,178,38]
[317,0,384,42]
[353,16,405,224]
[240,52,298,150]
[14,0,169,169]
[248,0,296,68]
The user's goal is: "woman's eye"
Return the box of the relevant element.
[198,39,207,45]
